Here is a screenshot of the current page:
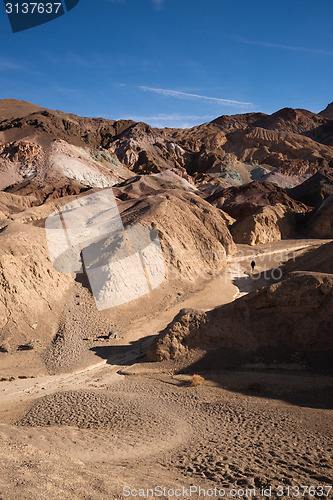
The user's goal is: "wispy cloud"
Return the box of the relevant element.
[138,86,252,107]
[113,113,215,128]
[0,57,25,71]
[53,86,80,94]
[47,51,94,68]
[152,0,164,9]
[238,37,333,56]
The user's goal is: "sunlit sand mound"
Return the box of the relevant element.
[113,169,196,201]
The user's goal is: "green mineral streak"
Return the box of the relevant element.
[90,150,123,167]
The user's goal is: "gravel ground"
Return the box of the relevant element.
[0,370,330,500]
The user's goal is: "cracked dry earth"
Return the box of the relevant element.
[1,369,332,500]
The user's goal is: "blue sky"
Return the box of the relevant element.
[0,0,332,128]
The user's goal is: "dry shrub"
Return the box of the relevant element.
[18,339,41,351]
[0,342,11,353]
[190,374,204,387]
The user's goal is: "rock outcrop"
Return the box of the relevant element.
[230,204,303,245]
[308,195,333,238]
[289,165,333,207]
[147,272,333,369]
[206,181,308,220]
[319,102,333,120]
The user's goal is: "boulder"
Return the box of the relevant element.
[230,204,301,245]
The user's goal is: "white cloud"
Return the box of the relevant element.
[113,113,217,128]
[53,86,80,94]
[238,38,333,56]
[138,86,252,107]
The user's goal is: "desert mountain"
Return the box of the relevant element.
[1,99,333,195]
[203,181,310,245]
[1,100,333,500]
[108,107,333,188]
[0,100,137,191]
[0,98,332,265]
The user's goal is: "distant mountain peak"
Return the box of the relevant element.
[319,102,333,119]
